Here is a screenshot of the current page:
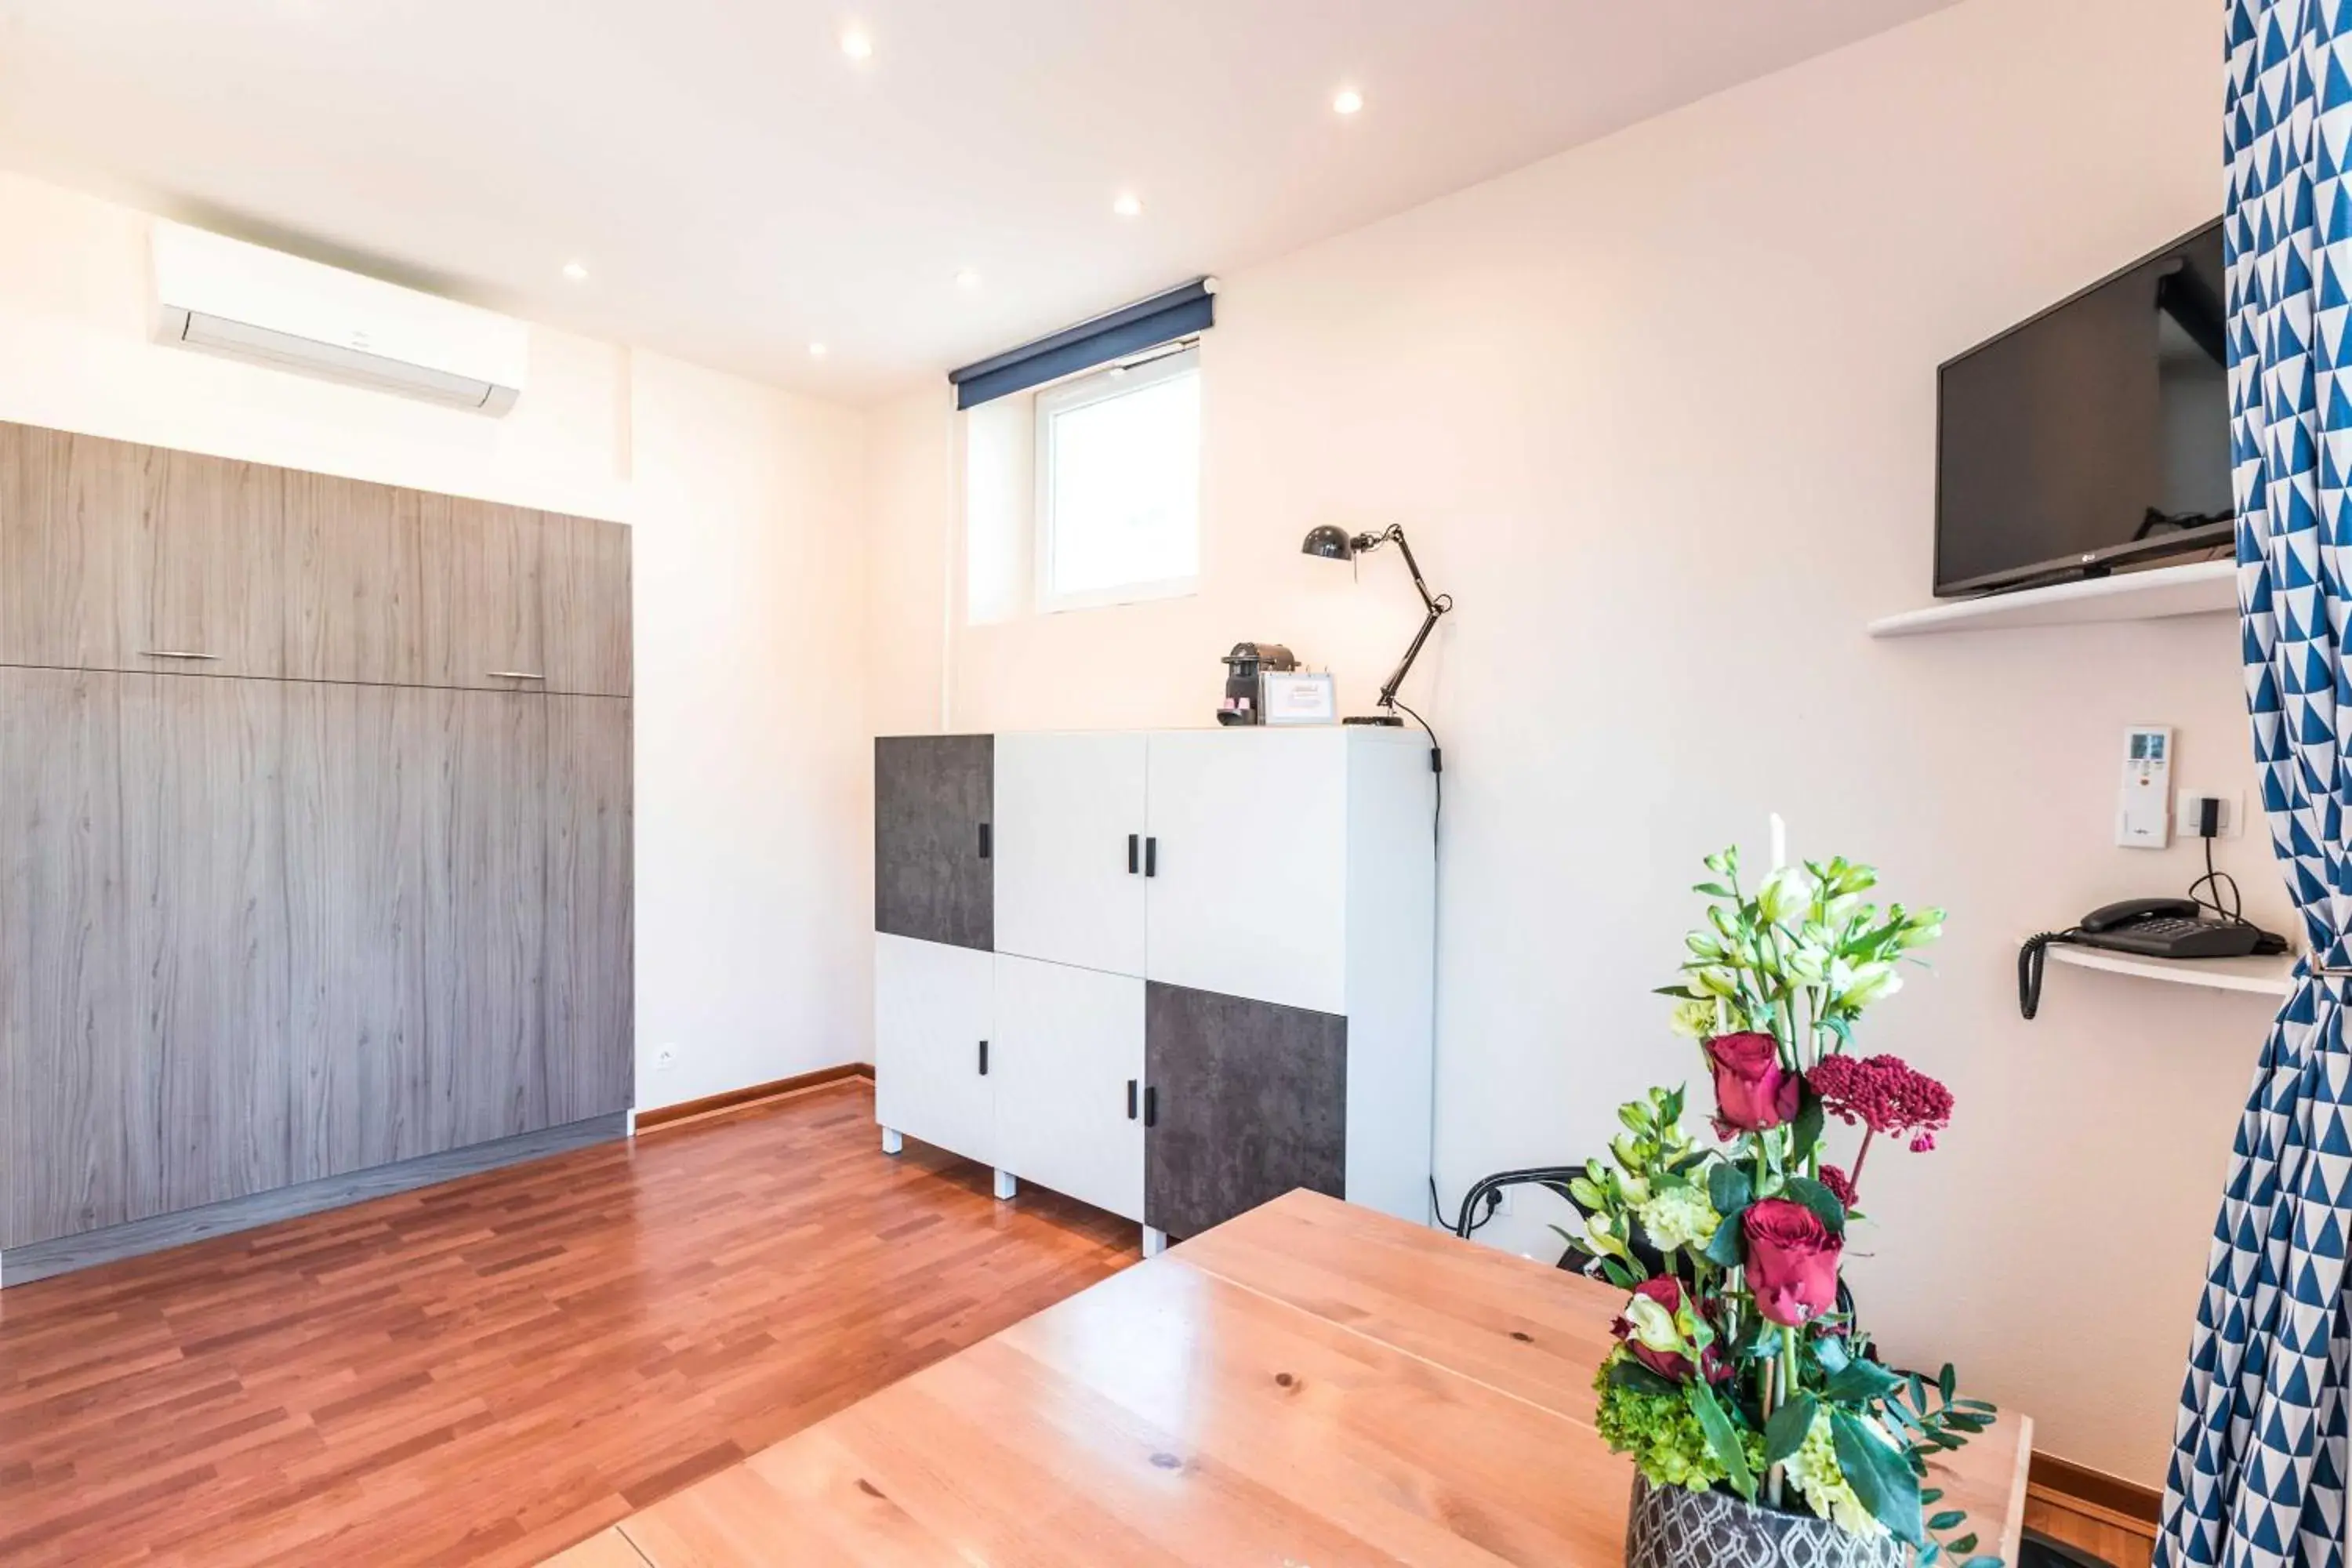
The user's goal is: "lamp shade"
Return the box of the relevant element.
[1301,524,1356,561]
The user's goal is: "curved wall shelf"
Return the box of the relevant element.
[1868,560,2237,639]
[2038,942,2297,999]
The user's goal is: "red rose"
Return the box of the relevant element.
[1610,1277,1732,1384]
[1743,1198,1842,1327]
[1707,1032,1802,1134]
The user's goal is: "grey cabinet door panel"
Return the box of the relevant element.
[546,696,633,1123]
[875,735,993,951]
[282,471,428,687]
[540,514,632,698]
[144,448,287,677]
[132,675,294,1214]
[422,689,550,1150]
[0,423,152,670]
[284,682,432,1180]
[0,423,285,677]
[1143,983,1346,1240]
[419,495,545,690]
[0,670,155,1246]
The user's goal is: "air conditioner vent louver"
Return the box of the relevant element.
[152,221,526,416]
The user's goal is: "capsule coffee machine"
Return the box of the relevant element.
[1216,642,1298,726]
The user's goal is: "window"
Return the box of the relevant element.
[1033,347,1200,612]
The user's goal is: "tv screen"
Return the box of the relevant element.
[1934,221,2231,597]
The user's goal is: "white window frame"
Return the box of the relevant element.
[1033,344,1201,615]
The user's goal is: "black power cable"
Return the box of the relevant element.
[2188,832,2244,924]
[1388,698,1443,848]
[1430,1174,1499,1236]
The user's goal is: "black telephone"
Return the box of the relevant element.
[2018,897,2286,1018]
[2075,897,2267,957]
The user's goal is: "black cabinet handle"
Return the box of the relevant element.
[1127,833,1139,874]
[1144,837,1157,877]
[1127,1080,1138,1120]
[1144,1085,1158,1127]
[978,822,992,860]
[978,1040,989,1076]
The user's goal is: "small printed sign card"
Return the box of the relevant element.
[1261,671,1338,725]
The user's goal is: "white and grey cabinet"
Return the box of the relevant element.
[873,726,1435,1253]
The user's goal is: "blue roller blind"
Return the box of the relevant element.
[948,278,1214,411]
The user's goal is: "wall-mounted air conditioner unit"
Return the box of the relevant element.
[151,220,528,415]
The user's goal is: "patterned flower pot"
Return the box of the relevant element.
[1624,1474,1907,1568]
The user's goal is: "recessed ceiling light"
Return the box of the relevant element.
[1333,87,1365,116]
[955,268,982,289]
[1113,193,1143,218]
[808,342,829,358]
[561,260,589,281]
[840,27,873,60]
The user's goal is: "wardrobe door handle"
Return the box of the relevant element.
[140,650,218,661]
[978,1040,989,1076]
[1144,837,1157,878]
[978,822,992,860]
[1127,1080,1138,1120]
[1127,833,1139,874]
[486,670,545,681]
[1144,1087,1158,1127]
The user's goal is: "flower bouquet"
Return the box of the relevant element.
[1575,844,2001,1568]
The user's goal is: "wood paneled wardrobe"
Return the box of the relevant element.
[0,421,633,1274]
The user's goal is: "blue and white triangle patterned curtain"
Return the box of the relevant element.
[2157,4,2352,1564]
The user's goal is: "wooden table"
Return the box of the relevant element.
[549,1190,2030,1566]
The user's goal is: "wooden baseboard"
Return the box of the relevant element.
[2029,1451,2161,1530]
[635,1063,873,1132]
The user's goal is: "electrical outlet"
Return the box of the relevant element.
[1494,1185,1515,1218]
[2176,790,2245,839]
[655,1044,677,1071]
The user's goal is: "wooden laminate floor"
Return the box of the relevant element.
[0,1078,1137,1566]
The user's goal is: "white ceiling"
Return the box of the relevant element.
[0,0,1955,403]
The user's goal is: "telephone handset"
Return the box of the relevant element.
[2019,897,2285,1018]
[2077,896,2220,946]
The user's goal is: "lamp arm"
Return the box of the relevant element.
[1383,526,1443,616]
[1365,524,1452,711]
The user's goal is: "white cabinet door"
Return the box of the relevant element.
[1144,730,1348,1014]
[873,933,996,1165]
[993,732,1147,977]
[994,956,1145,1222]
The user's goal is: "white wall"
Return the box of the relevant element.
[0,169,874,1114]
[867,0,2250,1483]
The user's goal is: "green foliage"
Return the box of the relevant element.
[1593,1363,1765,1497]
[1915,1486,2006,1567]
[1567,1085,1708,1269]
[1672,844,1944,1069]
[1687,1378,1756,1501]
[1831,1406,1922,1546]
[1822,1357,1900,1404]
[1762,1392,1817,1470]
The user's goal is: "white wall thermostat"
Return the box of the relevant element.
[2117,725,2173,849]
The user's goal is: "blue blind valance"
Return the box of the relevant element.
[947,278,1214,411]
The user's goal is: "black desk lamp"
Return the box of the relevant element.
[1301,524,1453,726]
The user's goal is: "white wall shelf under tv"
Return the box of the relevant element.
[2040,942,2297,998]
[1866,559,2236,639]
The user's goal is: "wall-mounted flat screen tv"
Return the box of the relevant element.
[1935,220,2230,597]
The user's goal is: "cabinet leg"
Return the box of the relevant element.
[993,1168,1018,1201]
[880,1127,903,1156]
[1142,1226,1168,1258]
